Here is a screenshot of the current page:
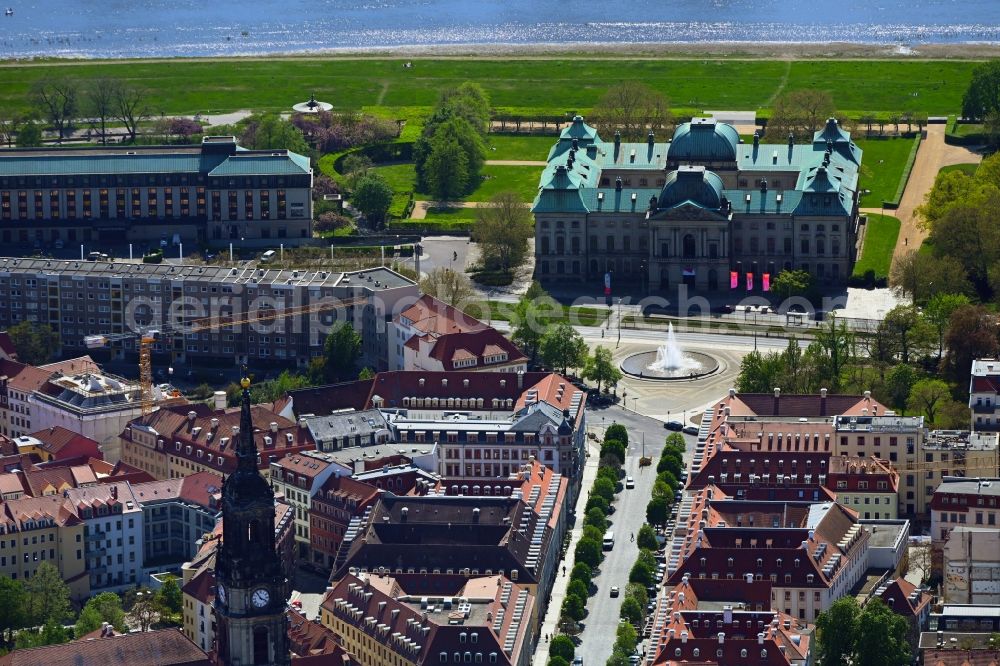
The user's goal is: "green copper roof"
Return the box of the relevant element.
[813,118,851,144]
[725,188,803,214]
[657,166,724,210]
[668,118,739,162]
[208,153,311,177]
[559,116,601,144]
[0,153,206,177]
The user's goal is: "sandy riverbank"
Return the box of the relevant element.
[2,41,999,66]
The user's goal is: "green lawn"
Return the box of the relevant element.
[486,135,558,161]
[371,162,540,204]
[0,58,976,117]
[484,300,610,327]
[853,213,901,278]
[940,163,979,176]
[854,137,919,206]
[422,206,478,222]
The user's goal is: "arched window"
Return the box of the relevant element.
[683,234,697,258]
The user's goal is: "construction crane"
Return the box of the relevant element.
[84,298,364,415]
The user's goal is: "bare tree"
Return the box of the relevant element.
[112,81,149,143]
[0,116,23,148]
[418,267,479,310]
[591,82,673,141]
[766,90,836,141]
[472,191,534,276]
[30,76,80,141]
[86,77,117,145]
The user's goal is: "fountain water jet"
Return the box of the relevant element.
[619,323,719,380]
[648,323,701,373]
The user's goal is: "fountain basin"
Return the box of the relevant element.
[620,350,719,380]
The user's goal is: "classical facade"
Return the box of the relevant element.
[532,116,862,291]
[0,136,312,246]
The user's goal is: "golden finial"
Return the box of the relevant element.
[241,376,251,389]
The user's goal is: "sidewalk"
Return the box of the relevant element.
[530,434,601,664]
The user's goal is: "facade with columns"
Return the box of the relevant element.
[532,116,862,292]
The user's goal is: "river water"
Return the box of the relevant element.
[0,0,998,59]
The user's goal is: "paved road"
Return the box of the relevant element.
[574,408,698,665]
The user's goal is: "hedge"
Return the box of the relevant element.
[882,135,922,209]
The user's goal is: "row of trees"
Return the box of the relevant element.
[414,83,490,200]
[1,76,150,147]
[900,150,1000,303]
[0,562,182,652]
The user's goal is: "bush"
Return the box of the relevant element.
[583,507,608,533]
[600,439,626,465]
[574,537,603,569]
[550,634,575,662]
[585,495,610,515]
[605,423,629,446]
[142,251,163,264]
[570,562,592,583]
[314,211,352,233]
[566,579,589,602]
[592,477,617,503]
[637,524,659,551]
[624,583,648,608]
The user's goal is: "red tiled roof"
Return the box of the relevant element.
[0,358,53,393]
[397,294,488,336]
[0,473,25,496]
[0,332,18,360]
[922,650,1000,666]
[180,567,215,606]
[39,355,102,376]
[971,376,1000,393]
[425,328,527,371]
[26,427,101,460]
[878,577,932,617]
[0,628,209,666]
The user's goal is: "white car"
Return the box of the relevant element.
[625,476,635,489]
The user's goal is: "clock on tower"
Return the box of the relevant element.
[214,373,290,666]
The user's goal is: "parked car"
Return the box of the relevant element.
[682,425,699,436]
[664,420,683,431]
[610,586,620,598]
[573,659,584,666]
[625,476,635,489]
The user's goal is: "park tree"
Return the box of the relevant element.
[561,593,586,623]
[646,496,669,526]
[566,579,589,603]
[942,305,1000,380]
[766,90,836,141]
[127,589,160,632]
[592,476,617,503]
[929,195,1000,298]
[340,153,373,190]
[938,400,972,430]
[237,113,309,153]
[510,284,555,365]
[881,305,933,365]
[16,120,42,147]
[600,439,626,465]
[735,349,784,394]
[771,269,813,300]
[15,619,70,650]
[110,79,150,143]
[158,574,183,615]
[583,345,623,393]
[573,537,603,569]
[6,320,60,365]
[549,634,575,662]
[351,172,394,226]
[916,169,993,231]
[962,59,1000,120]
[890,250,972,305]
[86,77,117,144]
[628,558,656,587]
[0,577,28,646]
[25,562,72,626]
[322,323,362,382]
[473,192,535,276]
[570,562,592,583]
[924,293,971,364]
[424,133,470,200]
[637,524,659,550]
[883,364,920,414]
[816,597,860,666]
[854,599,911,666]
[75,592,127,636]
[585,494,609,515]
[907,378,953,424]
[31,76,79,140]
[540,323,588,375]
[584,507,608,532]
[591,81,673,141]
[419,267,478,310]
[415,98,487,194]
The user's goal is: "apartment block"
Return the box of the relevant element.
[268,449,348,561]
[0,258,418,372]
[970,358,1000,431]
[64,481,143,591]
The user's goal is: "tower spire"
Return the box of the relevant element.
[235,368,257,472]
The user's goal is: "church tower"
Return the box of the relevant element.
[214,374,290,666]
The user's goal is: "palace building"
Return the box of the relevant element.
[532,116,862,292]
[0,136,312,246]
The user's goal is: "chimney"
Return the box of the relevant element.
[723,605,733,625]
[718,632,725,644]
[647,130,655,146]
[187,410,197,423]
[211,418,219,429]
[681,631,688,644]
[758,633,765,645]
[615,177,623,192]
[213,391,227,411]
[787,133,794,148]
[614,130,621,147]
[298,417,307,429]
[270,422,278,434]
[517,370,524,390]
[753,131,760,148]
[729,387,736,397]
[864,390,871,399]
[110,486,118,500]
[820,388,827,398]
[774,387,781,398]
[571,137,579,150]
